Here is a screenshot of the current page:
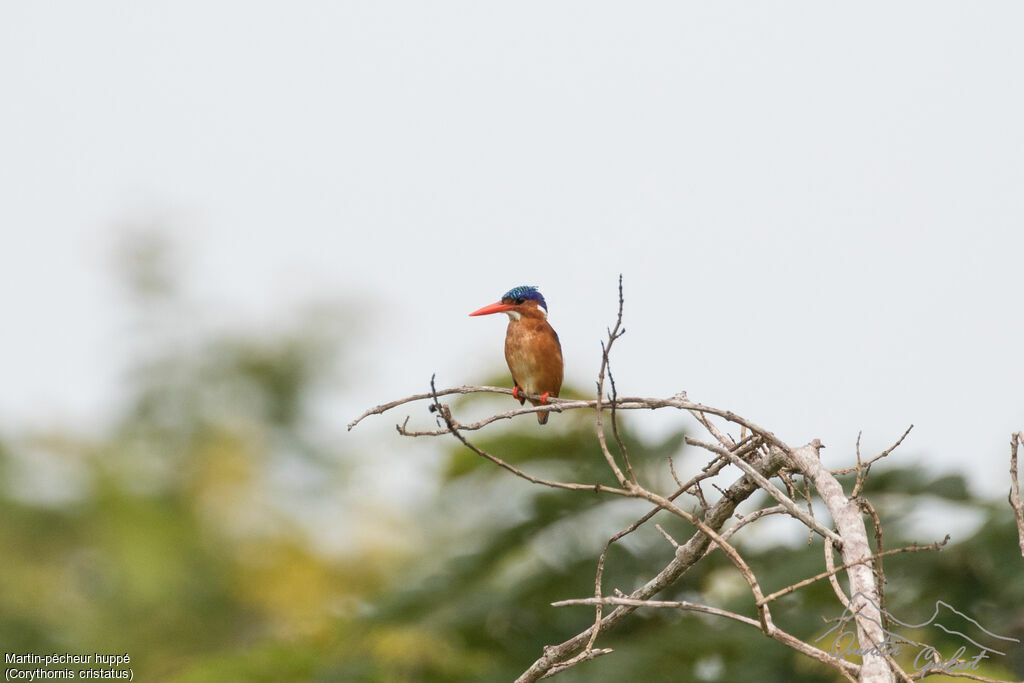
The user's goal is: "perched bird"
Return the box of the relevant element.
[469,285,564,424]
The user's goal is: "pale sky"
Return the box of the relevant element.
[2,3,1022,502]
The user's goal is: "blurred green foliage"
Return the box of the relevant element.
[1,245,1021,681]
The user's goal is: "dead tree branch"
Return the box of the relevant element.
[1010,431,1024,557]
[788,440,891,682]
[756,537,949,607]
[832,425,914,477]
[594,274,633,487]
[422,375,631,496]
[550,596,860,682]
[687,436,843,545]
[514,447,791,682]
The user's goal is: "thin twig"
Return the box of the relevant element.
[550,596,858,681]
[607,359,637,485]
[672,434,760,500]
[582,545,609,659]
[552,596,760,624]
[667,455,686,489]
[424,376,630,496]
[850,426,913,496]
[689,408,736,450]
[909,672,1019,683]
[594,275,630,487]
[689,479,709,514]
[397,397,575,435]
[347,384,515,430]
[831,425,914,478]
[799,474,816,545]
[824,538,850,608]
[539,647,614,679]
[913,671,1015,683]
[654,524,680,548]
[687,437,843,545]
[720,505,787,543]
[757,537,950,607]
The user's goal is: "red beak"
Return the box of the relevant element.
[469,301,515,316]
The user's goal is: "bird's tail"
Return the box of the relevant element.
[530,393,554,425]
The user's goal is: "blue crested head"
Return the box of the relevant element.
[501,285,548,313]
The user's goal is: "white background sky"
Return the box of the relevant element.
[2,3,1022,501]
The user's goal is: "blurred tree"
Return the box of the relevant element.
[0,230,384,680]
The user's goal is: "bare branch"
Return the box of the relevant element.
[397,395,578,435]
[672,433,759,500]
[423,376,631,496]
[825,537,850,608]
[552,595,760,625]
[351,384,795,456]
[909,672,1019,683]
[797,473,816,546]
[788,440,892,682]
[689,409,737,450]
[687,436,844,545]
[539,648,614,679]
[856,497,889,631]
[593,274,630,487]
[654,523,680,548]
[720,505,787,543]
[625,486,777,633]
[515,447,789,683]
[578,434,766,656]
[757,537,949,607]
[606,360,637,485]
[551,596,859,681]
[832,425,914,477]
[347,384,515,430]
[1010,431,1024,557]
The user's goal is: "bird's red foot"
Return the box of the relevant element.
[512,386,525,403]
[539,391,550,405]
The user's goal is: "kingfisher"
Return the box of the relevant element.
[469,285,564,424]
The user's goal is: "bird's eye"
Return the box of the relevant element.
[514,297,525,305]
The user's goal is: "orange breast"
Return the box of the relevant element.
[504,317,563,402]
